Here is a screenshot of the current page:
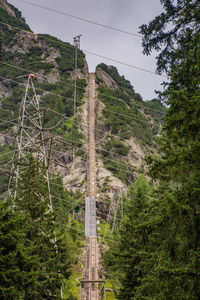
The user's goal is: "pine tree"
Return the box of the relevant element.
[104,176,155,299]
[15,156,73,299]
[138,0,200,298]
[0,200,35,299]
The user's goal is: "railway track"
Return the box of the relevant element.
[87,73,98,300]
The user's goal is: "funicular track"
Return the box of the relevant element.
[85,73,99,300]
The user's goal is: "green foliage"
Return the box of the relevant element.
[0,156,84,299]
[103,177,200,299]
[0,200,28,299]
[104,1,200,299]
[0,7,31,33]
[99,137,133,183]
[0,11,87,156]
[39,34,85,77]
[9,4,26,22]
[97,86,155,145]
[103,176,153,298]
[97,64,136,98]
[0,144,13,192]
[14,157,68,299]
[96,83,159,182]
[140,0,200,94]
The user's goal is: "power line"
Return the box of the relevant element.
[2,61,166,114]
[0,118,144,164]
[85,50,166,78]
[0,21,166,78]
[19,0,142,38]
[0,131,136,177]
[0,150,13,158]
[2,62,85,91]
[0,115,150,151]
[97,92,165,114]
[0,109,157,154]
[0,75,83,106]
[103,108,150,124]
[0,75,162,125]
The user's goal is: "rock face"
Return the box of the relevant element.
[0,0,16,17]
[96,68,119,90]
[10,31,36,54]
[0,81,13,99]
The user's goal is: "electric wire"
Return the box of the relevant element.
[0,113,144,168]
[0,132,135,175]
[19,0,142,38]
[2,61,165,114]
[85,50,166,78]
[0,75,163,125]
[0,21,167,78]
[0,90,148,156]
[2,62,85,91]
[0,113,151,162]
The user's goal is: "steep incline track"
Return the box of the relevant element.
[87,73,98,300]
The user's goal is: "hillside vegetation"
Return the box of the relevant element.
[96,63,165,183]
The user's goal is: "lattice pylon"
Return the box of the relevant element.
[7,74,53,213]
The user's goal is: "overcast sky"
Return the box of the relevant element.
[8,0,164,100]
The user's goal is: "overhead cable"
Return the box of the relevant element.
[0,75,163,124]
[0,21,166,78]
[2,62,165,114]
[20,0,142,38]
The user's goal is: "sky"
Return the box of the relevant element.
[8,0,165,100]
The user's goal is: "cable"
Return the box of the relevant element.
[2,62,85,91]
[53,221,119,245]
[0,112,146,164]
[19,0,142,38]
[0,21,166,78]
[2,62,165,114]
[0,118,139,162]
[0,126,141,167]
[54,135,134,160]
[0,150,13,158]
[0,116,23,126]
[0,75,162,125]
[0,75,83,106]
[103,108,150,124]
[85,50,167,78]
[97,91,165,114]
[51,194,84,205]
[0,134,134,180]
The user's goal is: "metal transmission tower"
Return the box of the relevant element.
[7,74,53,212]
[73,34,82,115]
[111,187,124,232]
[103,187,124,240]
[72,35,82,170]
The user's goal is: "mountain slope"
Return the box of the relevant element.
[0,1,165,215]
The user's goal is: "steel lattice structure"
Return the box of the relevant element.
[7,74,53,212]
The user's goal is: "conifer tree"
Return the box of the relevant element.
[0,200,33,299]
[138,0,200,298]
[104,2,200,296]
[15,156,73,299]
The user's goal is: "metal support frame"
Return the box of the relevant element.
[80,280,106,300]
[72,35,82,169]
[6,74,64,298]
[7,75,53,213]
